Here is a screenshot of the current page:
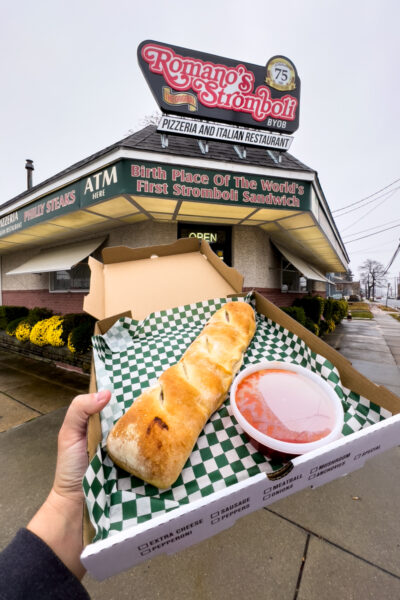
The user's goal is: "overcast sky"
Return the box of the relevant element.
[1,0,399,285]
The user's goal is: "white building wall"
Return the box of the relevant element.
[312,280,328,293]
[2,248,48,291]
[108,221,177,248]
[232,226,280,289]
[108,221,281,289]
[1,221,324,296]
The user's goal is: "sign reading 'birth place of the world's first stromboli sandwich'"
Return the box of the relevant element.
[138,41,301,135]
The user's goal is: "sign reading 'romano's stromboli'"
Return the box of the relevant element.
[138,41,301,134]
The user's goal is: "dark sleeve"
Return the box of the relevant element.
[0,529,90,600]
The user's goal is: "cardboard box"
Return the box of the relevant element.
[81,238,400,580]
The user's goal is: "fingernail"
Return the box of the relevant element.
[96,390,109,402]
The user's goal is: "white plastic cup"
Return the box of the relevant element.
[230,361,344,460]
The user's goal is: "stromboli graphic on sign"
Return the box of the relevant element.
[138,40,301,134]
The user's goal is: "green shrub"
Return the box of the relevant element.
[68,319,95,354]
[0,306,29,330]
[304,317,319,336]
[293,295,325,324]
[323,297,335,322]
[5,316,27,336]
[319,318,336,336]
[332,299,348,323]
[26,307,53,325]
[319,320,328,336]
[60,313,93,344]
[280,306,306,326]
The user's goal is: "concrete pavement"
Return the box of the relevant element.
[1,306,400,599]
[0,352,89,432]
[327,304,400,397]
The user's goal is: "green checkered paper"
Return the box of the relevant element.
[83,294,391,542]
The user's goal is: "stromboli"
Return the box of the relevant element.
[106,301,256,488]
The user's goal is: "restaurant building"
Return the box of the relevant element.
[0,124,348,313]
[0,42,348,313]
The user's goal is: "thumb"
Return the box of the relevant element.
[60,390,111,442]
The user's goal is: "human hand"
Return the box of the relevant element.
[53,390,111,502]
[27,390,111,580]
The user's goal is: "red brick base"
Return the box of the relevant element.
[2,289,85,315]
[245,287,326,307]
[2,287,326,314]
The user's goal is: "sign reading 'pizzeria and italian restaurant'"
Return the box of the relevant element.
[138,40,301,138]
[157,115,294,151]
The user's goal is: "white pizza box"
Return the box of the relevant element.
[81,238,400,580]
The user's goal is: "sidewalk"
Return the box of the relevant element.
[0,351,89,433]
[1,307,400,599]
[326,304,400,396]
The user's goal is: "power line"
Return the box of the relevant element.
[384,241,400,274]
[332,177,400,213]
[352,238,396,251]
[345,223,400,244]
[339,189,399,233]
[343,216,400,239]
[350,246,393,255]
[334,186,400,218]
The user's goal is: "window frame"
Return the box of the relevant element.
[281,258,312,293]
[49,261,91,293]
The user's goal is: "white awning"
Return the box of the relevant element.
[7,238,105,275]
[274,242,331,283]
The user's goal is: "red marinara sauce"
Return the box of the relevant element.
[235,369,335,444]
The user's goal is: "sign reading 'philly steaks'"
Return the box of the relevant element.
[138,41,301,134]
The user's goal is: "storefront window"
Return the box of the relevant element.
[178,223,232,266]
[50,263,90,292]
[281,259,310,292]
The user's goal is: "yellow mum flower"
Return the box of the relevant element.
[16,321,32,342]
[45,316,65,347]
[67,331,76,353]
[30,319,52,346]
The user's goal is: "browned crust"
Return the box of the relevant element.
[106,302,256,488]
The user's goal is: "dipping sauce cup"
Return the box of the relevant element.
[230,361,344,460]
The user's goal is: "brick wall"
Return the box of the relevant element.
[246,287,327,307]
[3,287,327,313]
[2,289,85,314]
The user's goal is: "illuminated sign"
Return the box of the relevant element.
[188,231,218,243]
[0,160,310,240]
[138,41,301,134]
[129,161,310,210]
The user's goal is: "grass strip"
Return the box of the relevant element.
[377,304,400,312]
[389,313,400,322]
[349,309,373,319]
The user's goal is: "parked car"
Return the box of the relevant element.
[348,294,360,302]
